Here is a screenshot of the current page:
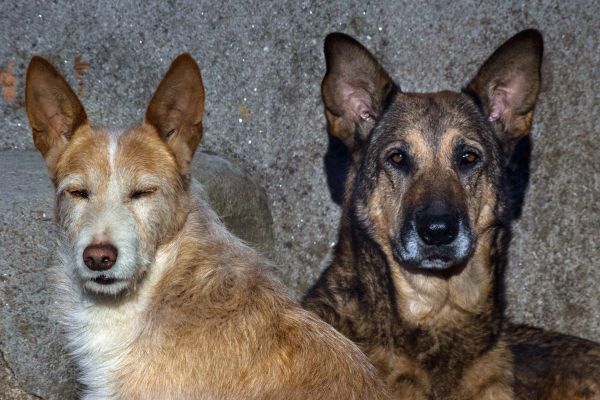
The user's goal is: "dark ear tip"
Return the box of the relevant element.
[517,28,543,41]
[324,32,361,53]
[325,32,354,44]
[173,52,194,63]
[170,53,201,72]
[26,56,63,92]
[27,56,54,75]
[29,55,48,66]
[514,29,544,53]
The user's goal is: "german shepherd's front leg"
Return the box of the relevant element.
[455,342,514,400]
[369,349,431,400]
[370,343,514,400]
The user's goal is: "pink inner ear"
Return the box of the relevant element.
[355,100,372,121]
[488,73,528,123]
[341,83,373,122]
[488,87,512,122]
[47,113,71,139]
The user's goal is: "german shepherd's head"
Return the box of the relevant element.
[323,30,542,273]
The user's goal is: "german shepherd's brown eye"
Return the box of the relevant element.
[389,152,405,166]
[68,189,89,199]
[459,151,480,167]
[130,188,157,200]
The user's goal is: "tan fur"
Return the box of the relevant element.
[26,54,391,399]
[102,201,388,399]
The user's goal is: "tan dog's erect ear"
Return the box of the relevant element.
[321,33,396,153]
[25,56,88,170]
[466,29,543,153]
[145,53,205,177]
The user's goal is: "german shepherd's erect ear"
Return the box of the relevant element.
[25,56,88,172]
[321,33,396,153]
[466,29,543,154]
[145,53,205,180]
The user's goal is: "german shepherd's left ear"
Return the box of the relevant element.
[146,53,205,178]
[466,29,543,154]
[321,33,396,153]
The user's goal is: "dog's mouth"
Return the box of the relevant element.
[83,275,131,296]
[92,275,117,285]
[416,253,462,270]
[393,246,461,270]
[391,231,474,272]
[80,264,149,297]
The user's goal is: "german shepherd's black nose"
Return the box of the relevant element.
[416,203,459,246]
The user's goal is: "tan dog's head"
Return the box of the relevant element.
[25,54,205,295]
[322,30,543,272]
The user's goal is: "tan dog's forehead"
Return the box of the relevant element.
[54,126,111,182]
[117,125,179,177]
[54,124,179,185]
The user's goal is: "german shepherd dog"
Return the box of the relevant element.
[303,30,600,399]
[25,54,391,399]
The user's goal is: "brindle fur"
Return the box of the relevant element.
[508,324,600,399]
[303,30,600,399]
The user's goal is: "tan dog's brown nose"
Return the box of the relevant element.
[83,245,118,271]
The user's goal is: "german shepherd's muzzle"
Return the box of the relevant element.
[396,199,474,271]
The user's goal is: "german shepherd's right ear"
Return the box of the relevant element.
[25,56,88,171]
[321,33,396,153]
[466,29,543,155]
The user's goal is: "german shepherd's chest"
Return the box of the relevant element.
[305,253,504,400]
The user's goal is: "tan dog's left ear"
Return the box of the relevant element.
[466,29,543,154]
[145,53,205,178]
[25,56,88,171]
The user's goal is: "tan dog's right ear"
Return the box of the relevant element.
[25,56,88,170]
[145,53,205,180]
[321,33,396,153]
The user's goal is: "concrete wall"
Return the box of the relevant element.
[0,0,598,398]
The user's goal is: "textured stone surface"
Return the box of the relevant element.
[0,150,273,399]
[0,151,77,399]
[0,349,41,400]
[192,152,274,256]
[0,0,598,397]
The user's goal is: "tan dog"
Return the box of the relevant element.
[25,54,391,399]
[303,30,599,399]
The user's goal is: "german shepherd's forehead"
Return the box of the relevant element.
[371,91,496,154]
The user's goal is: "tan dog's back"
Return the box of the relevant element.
[120,202,388,399]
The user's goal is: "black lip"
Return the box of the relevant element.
[419,257,456,270]
[92,275,117,285]
[391,240,469,272]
